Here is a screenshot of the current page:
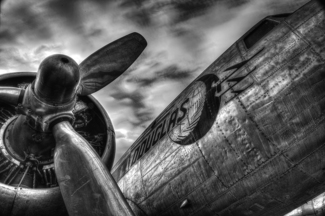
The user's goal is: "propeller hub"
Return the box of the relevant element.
[34,54,80,105]
[6,55,80,160]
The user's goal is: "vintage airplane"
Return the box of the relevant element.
[0,0,324,215]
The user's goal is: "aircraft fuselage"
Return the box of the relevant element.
[112,1,325,215]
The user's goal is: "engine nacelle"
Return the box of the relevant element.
[0,72,115,216]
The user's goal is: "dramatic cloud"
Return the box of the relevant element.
[0,0,309,163]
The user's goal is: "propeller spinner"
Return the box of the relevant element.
[0,32,146,216]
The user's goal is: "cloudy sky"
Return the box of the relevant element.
[0,0,309,163]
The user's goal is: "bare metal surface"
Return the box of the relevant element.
[0,183,68,216]
[53,121,134,216]
[78,32,147,96]
[112,1,325,215]
[0,86,22,105]
[20,82,76,131]
[87,94,116,170]
[285,192,325,216]
[0,32,146,216]
[34,54,80,105]
[0,73,117,216]
[0,116,23,164]
[180,199,190,209]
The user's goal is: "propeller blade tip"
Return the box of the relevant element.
[128,32,147,47]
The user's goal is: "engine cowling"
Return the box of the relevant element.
[0,72,116,216]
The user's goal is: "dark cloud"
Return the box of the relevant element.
[109,86,154,127]
[0,1,53,44]
[0,0,116,50]
[0,0,4,14]
[0,0,5,17]
[106,64,194,130]
[0,29,17,45]
[104,63,195,130]
[119,0,150,25]
[123,8,152,27]
[87,28,103,38]
[119,0,250,27]
[41,0,113,27]
[174,0,223,23]
[41,1,82,28]
[111,91,146,109]
[126,65,194,87]
[158,65,193,80]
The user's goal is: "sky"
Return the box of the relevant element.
[0,0,309,163]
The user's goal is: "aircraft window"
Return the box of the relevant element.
[269,13,291,22]
[243,19,279,49]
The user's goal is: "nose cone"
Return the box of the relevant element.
[34,54,80,104]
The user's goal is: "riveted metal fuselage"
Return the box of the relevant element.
[112,1,325,215]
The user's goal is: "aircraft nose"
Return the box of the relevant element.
[34,54,80,105]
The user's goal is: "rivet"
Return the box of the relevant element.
[180,199,190,209]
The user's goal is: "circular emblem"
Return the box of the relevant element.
[168,74,220,145]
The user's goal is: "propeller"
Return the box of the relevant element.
[78,32,147,95]
[51,32,146,215]
[53,121,134,216]
[0,32,146,215]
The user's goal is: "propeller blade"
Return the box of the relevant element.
[78,32,147,95]
[53,121,134,216]
[0,87,24,105]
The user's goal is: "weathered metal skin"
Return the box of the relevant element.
[0,87,23,105]
[0,184,67,216]
[112,1,325,215]
[285,192,325,216]
[0,73,116,216]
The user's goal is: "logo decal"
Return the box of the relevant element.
[168,74,220,145]
[130,74,220,165]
